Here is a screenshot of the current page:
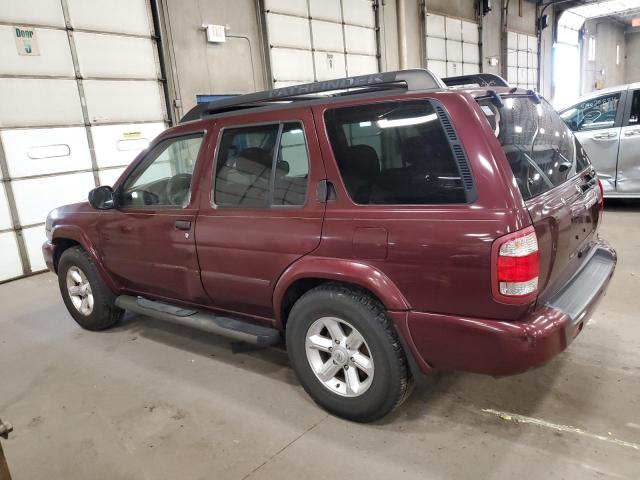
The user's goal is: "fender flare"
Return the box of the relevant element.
[51,225,119,294]
[272,256,410,328]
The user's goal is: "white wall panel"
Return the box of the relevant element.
[98,167,127,187]
[0,232,23,281]
[426,37,446,61]
[446,62,462,76]
[66,0,151,36]
[463,63,480,75]
[270,48,314,82]
[342,0,375,28]
[1,127,91,178]
[311,20,343,52]
[445,17,462,41]
[0,27,74,77]
[0,184,12,230]
[314,52,346,80]
[344,25,376,56]
[426,13,479,78]
[92,122,164,168]
[446,40,462,62]
[346,54,377,76]
[461,21,479,44]
[264,0,308,17]
[266,13,310,49]
[74,33,157,79]
[309,0,341,22]
[22,225,46,272]
[0,0,65,27]
[12,172,95,225]
[429,60,447,78]
[426,14,446,38]
[463,44,480,64]
[82,80,164,123]
[0,79,83,127]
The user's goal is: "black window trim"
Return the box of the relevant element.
[211,119,311,210]
[622,86,639,127]
[323,97,477,207]
[117,131,206,211]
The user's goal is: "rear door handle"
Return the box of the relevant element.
[175,220,192,230]
[623,129,640,137]
[592,132,617,140]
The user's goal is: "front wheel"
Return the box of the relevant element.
[57,246,123,331]
[286,283,412,422]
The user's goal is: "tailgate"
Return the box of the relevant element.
[477,94,604,303]
[526,167,602,303]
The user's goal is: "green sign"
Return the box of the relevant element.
[14,26,40,56]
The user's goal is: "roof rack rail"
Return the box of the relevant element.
[442,73,509,88]
[181,69,445,122]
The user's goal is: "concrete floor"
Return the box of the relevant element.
[1,203,639,480]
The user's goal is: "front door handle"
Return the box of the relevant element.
[592,132,617,140]
[175,220,192,230]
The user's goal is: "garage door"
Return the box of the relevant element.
[262,0,379,88]
[425,12,480,79]
[507,30,538,90]
[0,0,167,282]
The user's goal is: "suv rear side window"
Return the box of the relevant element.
[480,97,590,201]
[214,122,309,207]
[324,100,466,205]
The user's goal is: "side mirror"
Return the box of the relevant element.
[88,185,115,210]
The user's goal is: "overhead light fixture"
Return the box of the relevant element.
[569,0,640,20]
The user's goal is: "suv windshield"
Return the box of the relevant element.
[479,96,590,200]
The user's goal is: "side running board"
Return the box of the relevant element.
[115,295,281,347]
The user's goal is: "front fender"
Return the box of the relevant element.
[272,256,410,328]
[51,224,119,294]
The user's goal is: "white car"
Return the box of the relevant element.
[559,83,640,197]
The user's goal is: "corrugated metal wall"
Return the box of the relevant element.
[262,0,379,87]
[0,0,167,282]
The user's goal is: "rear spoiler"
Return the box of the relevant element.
[442,73,509,88]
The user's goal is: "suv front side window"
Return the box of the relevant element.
[119,133,204,208]
[560,92,621,131]
[214,122,309,208]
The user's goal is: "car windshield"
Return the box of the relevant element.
[478,95,590,200]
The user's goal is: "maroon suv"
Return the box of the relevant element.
[43,70,616,422]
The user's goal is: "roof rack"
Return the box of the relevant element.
[181,69,445,122]
[442,73,509,88]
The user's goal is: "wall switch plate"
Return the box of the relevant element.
[204,24,226,43]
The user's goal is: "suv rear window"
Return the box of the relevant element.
[324,100,466,205]
[479,97,590,201]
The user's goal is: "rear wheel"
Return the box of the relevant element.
[286,283,412,422]
[57,246,123,331]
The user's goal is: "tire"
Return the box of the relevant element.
[286,282,412,422]
[57,246,123,331]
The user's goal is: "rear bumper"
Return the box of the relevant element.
[395,238,616,376]
[42,240,55,272]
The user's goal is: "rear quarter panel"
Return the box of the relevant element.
[311,91,533,320]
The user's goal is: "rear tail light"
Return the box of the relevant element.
[492,226,539,302]
[597,178,604,210]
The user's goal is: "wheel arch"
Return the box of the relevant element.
[51,225,119,294]
[273,257,410,330]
